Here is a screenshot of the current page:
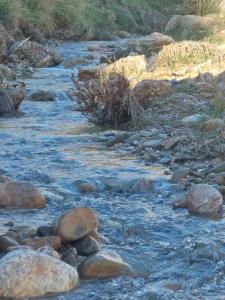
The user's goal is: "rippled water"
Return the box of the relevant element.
[1,40,225,300]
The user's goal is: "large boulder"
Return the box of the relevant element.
[78,250,132,279]
[0,84,25,115]
[127,32,174,55]
[10,40,63,67]
[165,15,216,40]
[186,184,223,216]
[53,207,97,242]
[0,249,79,298]
[0,178,45,208]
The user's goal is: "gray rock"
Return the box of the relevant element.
[73,235,100,256]
[61,247,78,267]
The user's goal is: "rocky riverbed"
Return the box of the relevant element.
[1,36,225,299]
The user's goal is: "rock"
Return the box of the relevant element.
[104,177,154,193]
[186,184,223,216]
[132,80,171,108]
[161,137,181,150]
[64,57,88,68]
[172,168,190,183]
[53,208,97,242]
[21,236,62,250]
[10,40,63,67]
[116,30,132,38]
[127,32,174,55]
[78,250,132,279]
[0,249,79,298]
[78,64,106,81]
[0,236,19,252]
[76,180,104,193]
[0,84,25,115]
[10,225,37,240]
[181,114,206,125]
[210,172,225,186]
[165,15,216,39]
[37,225,54,237]
[28,90,55,102]
[0,179,45,208]
[72,235,100,256]
[61,247,78,267]
[38,246,60,260]
[172,197,188,209]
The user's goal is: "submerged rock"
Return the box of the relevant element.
[28,90,55,102]
[104,177,154,193]
[0,179,45,208]
[53,207,97,242]
[186,184,223,216]
[78,250,132,279]
[0,249,79,298]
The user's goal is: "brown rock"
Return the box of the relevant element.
[162,137,181,150]
[37,246,60,259]
[78,64,106,81]
[53,207,97,242]
[78,250,132,279]
[186,184,223,216]
[0,180,45,208]
[21,236,62,250]
[0,236,19,252]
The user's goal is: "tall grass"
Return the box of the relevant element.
[184,0,219,15]
[0,0,183,39]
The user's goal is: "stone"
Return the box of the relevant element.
[0,249,79,298]
[181,114,206,125]
[78,250,132,279]
[171,168,190,183]
[21,236,62,250]
[161,137,181,150]
[186,184,223,216]
[0,180,45,208]
[127,32,174,55]
[76,180,104,193]
[64,57,88,68]
[10,225,37,240]
[0,84,25,115]
[53,207,97,242]
[37,225,54,237]
[78,64,106,81]
[28,90,55,101]
[10,40,63,67]
[61,247,78,267]
[104,177,154,193]
[172,198,187,209]
[210,172,225,186]
[37,246,60,260]
[133,80,172,108]
[72,235,100,256]
[0,236,19,252]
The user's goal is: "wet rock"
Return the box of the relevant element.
[21,236,62,250]
[0,180,45,208]
[172,197,187,209]
[53,207,97,242]
[78,64,106,81]
[37,225,54,237]
[0,236,20,253]
[0,249,79,298]
[171,168,190,183]
[76,179,104,193]
[28,90,55,102]
[186,184,223,216]
[78,250,132,279]
[106,133,128,147]
[133,80,172,108]
[61,247,78,267]
[72,235,100,256]
[10,40,63,67]
[104,177,154,193]
[64,57,88,68]
[38,246,60,260]
[142,139,162,149]
[0,84,25,115]
[10,225,37,240]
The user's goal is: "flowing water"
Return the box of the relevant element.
[1,40,225,300]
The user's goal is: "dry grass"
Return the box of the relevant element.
[74,72,143,127]
[184,0,219,15]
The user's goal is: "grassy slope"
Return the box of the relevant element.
[0,0,183,39]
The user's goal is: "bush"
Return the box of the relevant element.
[74,73,143,127]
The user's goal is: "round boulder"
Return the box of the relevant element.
[53,207,97,242]
[186,184,223,216]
